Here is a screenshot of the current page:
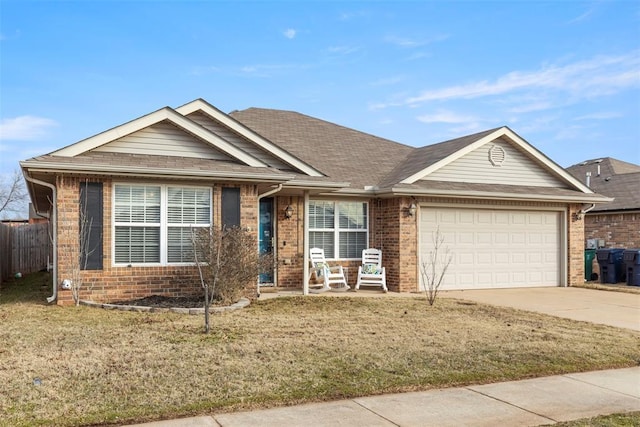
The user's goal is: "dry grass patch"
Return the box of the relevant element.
[575,281,640,295]
[1,273,639,426]
[542,412,640,426]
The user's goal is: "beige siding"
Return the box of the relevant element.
[422,138,567,187]
[186,112,292,169]
[93,121,233,161]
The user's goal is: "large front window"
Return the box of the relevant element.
[114,184,211,265]
[309,200,368,259]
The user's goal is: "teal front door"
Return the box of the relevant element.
[259,198,274,284]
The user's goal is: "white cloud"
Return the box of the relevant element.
[507,101,554,114]
[327,45,360,55]
[370,75,404,86]
[384,34,449,48]
[0,116,58,141]
[238,62,311,77]
[283,28,297,39]
[417,110,479,124]
[573,112,622,121]
[398,51,640,107]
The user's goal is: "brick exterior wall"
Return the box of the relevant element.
[274,196,305,288]
[584,212,639,283]
[584,212,640,249]
[55,176,259,306]
[54,176,588,304]
[567,203,586,287]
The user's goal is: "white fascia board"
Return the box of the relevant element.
[22,162,293,182]
[52,108,175,157]
[390,186,613,204]
[400,127,507,184]
[499,127,595,194]
[176,99,324,177]
[285,179,350,188]
[51,107,268,168]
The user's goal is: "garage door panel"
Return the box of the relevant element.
[477,232,492,245]
[458,232,474,244]
[420,207,561,291]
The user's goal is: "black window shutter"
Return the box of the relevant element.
[221,187,240,229]
[79,182,103,270]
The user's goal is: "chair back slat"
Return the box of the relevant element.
[362,248,382,267]
[310,247,326,267]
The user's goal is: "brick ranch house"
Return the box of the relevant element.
[566,157,640,250]
[21,99,610,305]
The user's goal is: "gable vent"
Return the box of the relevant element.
[488,145,506,166]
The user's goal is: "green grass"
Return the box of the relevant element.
[1,272,639,427]
[543,412,640,426]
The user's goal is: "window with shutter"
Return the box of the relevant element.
[113,184,211,265]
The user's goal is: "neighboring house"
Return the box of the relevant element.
[566,158,640,249]
[21,99,610,305]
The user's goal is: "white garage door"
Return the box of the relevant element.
[419,207,561,290]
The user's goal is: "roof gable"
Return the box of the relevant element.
[176,99,323,176]
[92,120,234,161]
[399,127,593,193]
[51,107,268,167]
[421,137,566,188]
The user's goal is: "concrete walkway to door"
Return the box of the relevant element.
[441,287,640,331]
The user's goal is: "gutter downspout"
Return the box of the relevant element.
[580,203,596,216]
[257,184,284,297]
[24,176,57,304]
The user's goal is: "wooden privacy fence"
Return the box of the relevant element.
[0,223,51,284]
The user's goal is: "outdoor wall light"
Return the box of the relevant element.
[408,202,417,217]
[284,204,294,219]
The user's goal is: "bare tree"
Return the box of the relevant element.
[420,227,453,306]
[0,170,28,219]
[192,226,269,333]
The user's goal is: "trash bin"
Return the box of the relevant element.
[584,248,597,281]
[596,248,625,284]
[623,249,640,286]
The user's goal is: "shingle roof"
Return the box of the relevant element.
[566,158,640,212]
[230,108,414,189]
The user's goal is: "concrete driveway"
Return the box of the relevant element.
[441,287,640,331]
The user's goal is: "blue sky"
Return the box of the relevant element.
[1,1,639,189]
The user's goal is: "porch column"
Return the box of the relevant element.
[302,190,310,295]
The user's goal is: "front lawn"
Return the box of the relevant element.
[1,272,638,426]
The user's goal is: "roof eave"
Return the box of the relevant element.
[21,161,294,183]
[387,186,614,204]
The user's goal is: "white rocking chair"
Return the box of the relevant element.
[309,247,349,291]
[355,248,387,292]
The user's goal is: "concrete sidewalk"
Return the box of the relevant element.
[127,366,640,427]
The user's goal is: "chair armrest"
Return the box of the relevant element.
[328,265,344,274]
